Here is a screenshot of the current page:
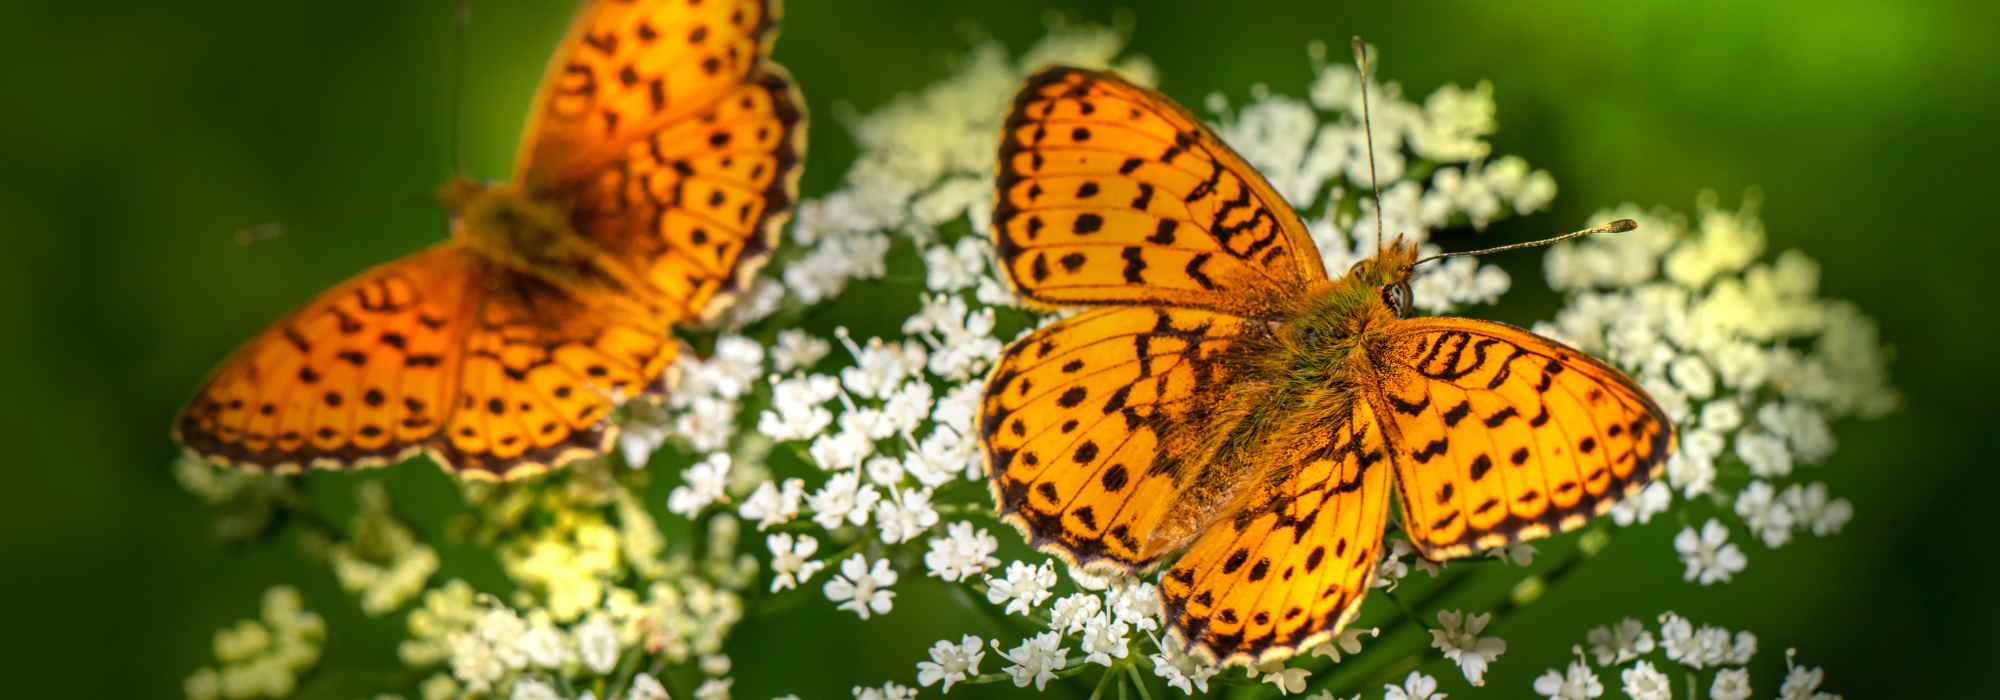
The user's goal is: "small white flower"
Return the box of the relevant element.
[915,635,984,693]
[1532,656,1603,699]
[1734,429,1794,479]
[880,381,934,437]
[767,533,825,592]
[808,472,881,530]
[1079,612,1130,666]
[1658,613,1698,667]
[1620,661,1672,700]
[874,487,940,545]
[1107,580,1161,632]
[1728,630,1758,665]
[840,335,925,400]
[984,560,1057,616]
[1429,609,1506,686]
[628,672,670,700]
[809,426,876,472]
[995,632,1067,691]
[511,679,561,700]
[515,620,567,669]
[923,521,1001,582]
[574,615,620,674]
[1668,430,1723,496]
[1254,659,1311,695]
[694,677,732,700]
[1674,519,1748,585]
[1668,355,1717,399]
[1734,481,1796,548]
[667,453,733,519]
[852,681,915,700]
[1046,592,1102,635]
[1311,626,1378,662]
[1585,617,1655,665]
[1149,633,1220,695]
[1778,650,1838,700]
[823,554,898,619]
[1610,481,1672,526]
[1700,400,1743,432]
[760,374,839,441]
[1385,670,1447,700]
[1782,482,1852,536]
[1710,668,1753,700]
[739,478,806,530]
[773,329,831,373]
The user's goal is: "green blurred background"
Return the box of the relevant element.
[3,0,1995,696]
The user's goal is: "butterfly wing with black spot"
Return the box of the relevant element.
[993,66,1327,315]
[517,0,804,323]
[1158,398,1394,665]
[980,306,1253,572]
[431,265,679,480]
[174,244,479,473]
[1374,318,1675,559]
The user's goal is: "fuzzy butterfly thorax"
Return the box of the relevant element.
[1142,238,1417,560]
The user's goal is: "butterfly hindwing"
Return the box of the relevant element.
[1159,398,1394,664]
[436,262,683,479]
[1375,318,1674,559]
[981,306,1251,572]
[175,244,479,473]
[993,66,1327,314]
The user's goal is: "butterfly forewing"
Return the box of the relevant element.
[1375,318,1674,559]
[993,67,1326,316]
[570,65,805,323]
[514,0,782,189]
[175,244,478,473]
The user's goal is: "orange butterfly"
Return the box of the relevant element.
[979,66,1673,665]
[174,0,806,480]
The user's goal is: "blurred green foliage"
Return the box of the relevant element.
[1,0,1994,696]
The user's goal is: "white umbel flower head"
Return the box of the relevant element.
[983,560,1057,616]
[922,521,1000,582]
[823,554,898,619]
[994,632,1067,691]
[1429,609,1506,685]
[1674,519,1748,585]
[915,635,984,693]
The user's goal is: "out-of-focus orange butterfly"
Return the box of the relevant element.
[978,58,1672,664]
[175,0,806,480]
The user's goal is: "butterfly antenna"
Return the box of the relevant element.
[1351,36,1387,260]
[1414,219,1639,266]
[448,0,472,178]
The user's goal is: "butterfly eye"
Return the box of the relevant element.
[1381,283,1412,317]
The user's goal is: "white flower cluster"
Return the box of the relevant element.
[1213,42,1560,315]
[1528,612,1840,700]
[398,572,741,699]
[327,481,439,616]
[183,586,325,700]
[1538,196,1889,576]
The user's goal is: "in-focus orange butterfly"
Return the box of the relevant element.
[175,0,806,480]
[979,58,1673,664]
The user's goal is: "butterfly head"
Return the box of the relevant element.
[1347,234,1419,318]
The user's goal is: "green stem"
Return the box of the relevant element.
[1088,665,1117,700]
[1125,663,1156,700]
